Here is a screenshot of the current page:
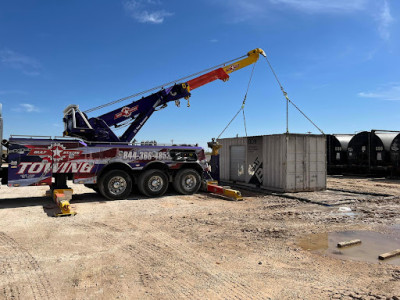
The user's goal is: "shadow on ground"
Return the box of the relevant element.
[0,184,251,217]
[0,190,147,217]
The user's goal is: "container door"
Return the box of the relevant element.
[305,136,326,191]
[247,136,263,185]
[295,136,305,190]
[230,145,245,182]
[286,136,305,191]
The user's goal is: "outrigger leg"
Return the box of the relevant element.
[205,139,243,201]
[203,180,243,201]
[46,174,76,217]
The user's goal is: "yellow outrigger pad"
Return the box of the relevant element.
[206,181,243,201]
[52,189,76,217]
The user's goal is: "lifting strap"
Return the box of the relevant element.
[263,56,325,135]
[217,61,257,139]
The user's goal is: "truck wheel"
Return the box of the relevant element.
[173,169,201,195]
[138,169,169,197]
[99,170,132,200]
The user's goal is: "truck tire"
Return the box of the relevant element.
[138,169,169,197]
[173,169,201,195]
[99,170,132,200]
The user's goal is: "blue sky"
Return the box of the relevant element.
[0,0,399,149]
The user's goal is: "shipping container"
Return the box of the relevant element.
[218,134,326,192]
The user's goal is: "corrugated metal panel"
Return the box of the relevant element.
[263,135,285,191]
[218,137,247,182]
[289,135,305,191]
[230,145,245,182]
[219,134,326,192]
[305,135,326,191]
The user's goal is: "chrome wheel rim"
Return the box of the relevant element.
[148,175,164,192]
[182,174,196,191]
[108,176,127,196]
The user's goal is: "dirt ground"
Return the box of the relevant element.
[0,176,399,300]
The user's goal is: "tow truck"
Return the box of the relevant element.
[0,48,266,214]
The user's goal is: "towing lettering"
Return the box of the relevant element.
[17,162,94,175]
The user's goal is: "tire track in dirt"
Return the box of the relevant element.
[76,220,270,299]
[82,222,186,299]
[0,232,54,300]
[123,223,270,300]
[149,228,269,300]
[124,242,210,300]
[1,259,21,300]
[82,221,210,299]
[71,221,138,298]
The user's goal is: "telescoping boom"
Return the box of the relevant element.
[63,48,266,144]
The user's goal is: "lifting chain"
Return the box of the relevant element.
[216,52,325,141]
[216,61,257,139]
[263,55,325,135]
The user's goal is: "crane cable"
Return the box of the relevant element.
[263,56,325,135]
[217,61,257,139]
[83,54,247,114]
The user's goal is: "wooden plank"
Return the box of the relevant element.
[337,239,362,248]
[378,249,400,260]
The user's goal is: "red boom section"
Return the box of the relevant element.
[187,68,230,90]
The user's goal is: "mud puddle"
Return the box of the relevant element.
[298,227,400,265]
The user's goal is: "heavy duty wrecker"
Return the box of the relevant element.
[0,48,266,215]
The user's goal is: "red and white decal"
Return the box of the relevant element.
[28,143,83,162]
[28,149,52,156]
[226,63,240,72]
[114,106,139,119]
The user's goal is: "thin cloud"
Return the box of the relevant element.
[0,90,28,95]
[123,0,173,24]
[209,39,219,43]
[214,0,368,22]
[376,0,394,40]
[269,0,367,14]
[358,83,400,101]
[12,103,40,113]
[0,49,42,76]
[214,0,393,42]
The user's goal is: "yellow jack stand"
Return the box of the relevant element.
[52,189,76,217]
[205,180,243,201]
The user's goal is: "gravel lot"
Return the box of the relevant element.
[0,176,399,299]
